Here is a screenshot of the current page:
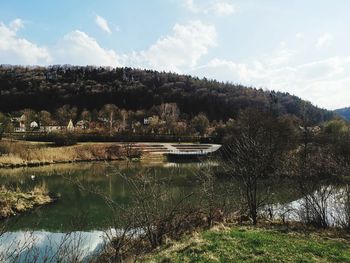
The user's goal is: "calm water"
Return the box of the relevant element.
[0,161,304,232]
[0,161,345,262]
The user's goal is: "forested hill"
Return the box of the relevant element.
[335,108,350,122]
[0,65,333,123]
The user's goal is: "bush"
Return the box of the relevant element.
[0,141,17,155]
[52,133,77,146]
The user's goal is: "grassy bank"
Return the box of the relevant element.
[0,185,53,219]
[0,140,128,168]
[146,225,350,262]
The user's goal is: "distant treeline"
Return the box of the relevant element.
[0,65,334,124]
[335,107,350,122]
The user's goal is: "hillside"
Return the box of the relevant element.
[335,107,350,121]
[0,65,334,123]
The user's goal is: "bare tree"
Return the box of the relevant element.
[125,170,194,249]
[221,109,293,225]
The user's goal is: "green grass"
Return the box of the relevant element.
[146,226,350,263]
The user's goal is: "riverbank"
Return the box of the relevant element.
[0,185,54,219]
[0,140,220,168]
[0,140,129,168]
[145,224,350,262]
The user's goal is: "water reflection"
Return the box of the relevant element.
[0,230,106,263]
[269,185,350,227]
[0,161,204,231]
[0,161,316,232]
[0,161,348,261]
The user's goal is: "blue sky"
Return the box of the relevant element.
[1,0,349,109]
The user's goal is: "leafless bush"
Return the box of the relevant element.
[124,170,194,249]
[298,186,335,228]
[194,161,234,227]
[67,165,195,261]
[332,184,350,231]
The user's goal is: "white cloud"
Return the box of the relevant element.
[54,30,120,66]
[9,18,24,32]
[124,20,217,72]
[183,0,236,16]
[212,1,236,16]
[0,18,215,72]
[95,15,111,35]
[265,48,295,67]
[295,32,303,39]
[0,19,51,65]
[191,55,350,110]
[316,33,333,48]
[183,0,200,13]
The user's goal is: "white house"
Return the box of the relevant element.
[30,121,39,129]
[143,118,150,125]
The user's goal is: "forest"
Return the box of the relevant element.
[0,65,334,124]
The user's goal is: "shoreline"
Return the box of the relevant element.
[0,140,219,169]
[0,140,138,169]
[95,217,350,262]
[0,156,127,169]
[0,187,56,220]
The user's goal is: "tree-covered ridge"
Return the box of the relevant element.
[335,107,350,122]
[0,65,334,123]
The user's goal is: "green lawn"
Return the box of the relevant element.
[146,226,350,263]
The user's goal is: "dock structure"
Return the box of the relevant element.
[120,143,222,161]
[165,144,222,160]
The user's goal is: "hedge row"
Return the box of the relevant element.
[3,132,217,144]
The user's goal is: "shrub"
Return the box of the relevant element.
[0,141,16,155]
[0,126,3,141]
[52,133,77,146]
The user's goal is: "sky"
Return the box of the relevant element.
[0,0,349,110]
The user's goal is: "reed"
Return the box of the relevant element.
[0,183,52,219]
[0,140,124,168]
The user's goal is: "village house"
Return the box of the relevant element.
[67,119,75,131]
[30,121,39,130]
[39,124,63,133]
[143,118,150,125]
[75,120,89,130]
[11,114,26,132]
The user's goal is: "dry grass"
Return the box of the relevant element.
[0,184,53,219]
[0,140,124,168]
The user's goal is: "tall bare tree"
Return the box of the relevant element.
[222,108,295,224]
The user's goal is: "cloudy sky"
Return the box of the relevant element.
[0,0,349,110]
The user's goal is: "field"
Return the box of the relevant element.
[146,225,350,263]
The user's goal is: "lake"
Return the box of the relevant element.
[0,160,305,231]
[0,160,346,262]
